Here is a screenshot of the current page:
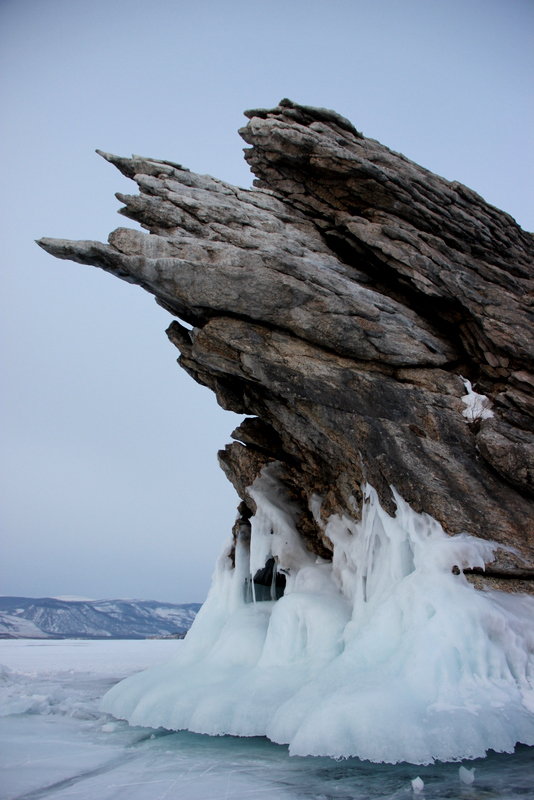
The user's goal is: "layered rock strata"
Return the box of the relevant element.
[38,99,534,589]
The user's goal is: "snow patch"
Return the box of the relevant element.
[461,378,494,422]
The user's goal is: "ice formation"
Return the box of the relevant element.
[102,467,534,764]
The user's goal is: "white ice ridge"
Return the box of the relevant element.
[461,377,494,422]
[101,465,534,764]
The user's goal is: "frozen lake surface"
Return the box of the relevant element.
[1,639,533,800]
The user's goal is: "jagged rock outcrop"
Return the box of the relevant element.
[38,99,534,589]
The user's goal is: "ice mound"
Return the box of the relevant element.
[102,468,534,764]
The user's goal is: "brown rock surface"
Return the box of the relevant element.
[38,99,534,587]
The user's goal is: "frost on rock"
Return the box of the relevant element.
[102,467,534,765]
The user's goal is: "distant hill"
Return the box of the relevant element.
[0,596,201,639]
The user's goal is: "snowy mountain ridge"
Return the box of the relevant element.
[0,596,201,639]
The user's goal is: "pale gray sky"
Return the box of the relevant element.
[1,0,532,602]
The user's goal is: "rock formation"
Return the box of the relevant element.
[38,99,534,591]
[38,100,534,763]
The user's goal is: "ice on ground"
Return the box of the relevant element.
[102,467,534,764]
[1,639,533,800]
[0,637,178,676]
[0,639,180,800]
[0,639,179,719]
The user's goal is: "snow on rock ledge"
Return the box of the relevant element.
[102,467,534,764]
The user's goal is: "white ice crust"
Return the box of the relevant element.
[102,466,534,764]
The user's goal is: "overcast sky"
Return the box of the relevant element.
[1,0,532,603]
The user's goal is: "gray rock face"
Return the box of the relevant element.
[38,99,534,588]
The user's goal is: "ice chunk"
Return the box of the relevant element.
[411,776,424,793]
[459,765,475,784]
[102,469,534,764]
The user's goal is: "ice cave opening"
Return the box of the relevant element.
[245,557,286,604]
